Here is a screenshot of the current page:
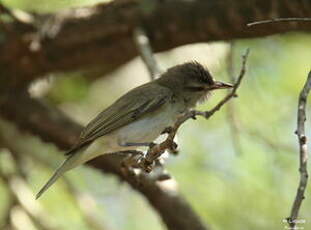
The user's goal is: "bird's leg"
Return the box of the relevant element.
[161,127,178,154]
[120,150,144,178]
[161,126,174,134]
[120,150,143,168]
[168,141,179,155]
[154,159,172,181]
[119,142,156,148]
[108,151,137,156]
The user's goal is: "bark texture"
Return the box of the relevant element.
[0,0,310,88]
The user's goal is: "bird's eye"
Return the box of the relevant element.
[185,86,205,92]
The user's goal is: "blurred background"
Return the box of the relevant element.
[0,1,311,230]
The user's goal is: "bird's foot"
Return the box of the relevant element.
[138,157,155,173]
[120,150,143,178]
[161,126,174,134]
[168,141,179,155]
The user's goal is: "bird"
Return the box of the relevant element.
[36,61,232,199]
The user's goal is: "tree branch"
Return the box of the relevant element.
[1,0,310,87]
[133,27,162,79]
[287,71,311,229]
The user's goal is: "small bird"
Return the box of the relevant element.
[36,62,232,199]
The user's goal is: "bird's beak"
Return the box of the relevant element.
[209,81,233,90]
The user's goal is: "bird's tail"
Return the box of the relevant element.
[36,148,86,199]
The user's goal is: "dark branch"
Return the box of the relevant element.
[1,0,310,87]
[287,71,311,229]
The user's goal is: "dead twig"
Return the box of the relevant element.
[287,71,311,229]
[138,48,250,172]
[247,18,311,27]
[225,41,243,156]
[133,27,162,79]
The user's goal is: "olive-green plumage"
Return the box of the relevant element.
[36,62,232,199]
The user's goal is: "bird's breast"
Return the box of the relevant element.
[117,102,182,144]
[84,102,185,156]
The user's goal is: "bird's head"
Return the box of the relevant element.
[158,62,233,107]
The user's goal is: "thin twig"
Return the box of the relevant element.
[225,41,243,156]
[287,71,311,229]
[138,49,250,172]
[246,128,295,154]
[247,18,311,27]
[133,27,162,79]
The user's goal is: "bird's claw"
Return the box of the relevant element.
[138,158,154,173]
[120,151,143,177]
[190,111,197,120]
[148,142,156,149]
[168,141,178,155]
[161,127,173,134]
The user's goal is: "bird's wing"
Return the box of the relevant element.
[66,83,172,155]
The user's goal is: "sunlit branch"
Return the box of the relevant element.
[247,18,311,27]
[133,27,162,80]
[287,71,311,229]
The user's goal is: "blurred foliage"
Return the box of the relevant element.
[48,73,90,104]
[1,0,311,230]
[2,0,110,13]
